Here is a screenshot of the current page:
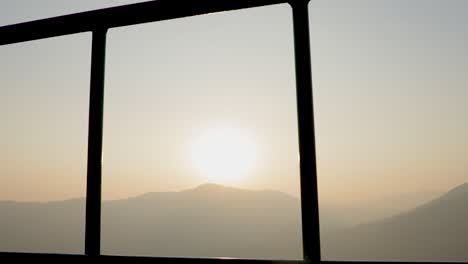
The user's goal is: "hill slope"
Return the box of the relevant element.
[0,184,302,260]
[321,183,468,261]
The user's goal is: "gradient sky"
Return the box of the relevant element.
[310,0,468,206]
[1,0,468,209]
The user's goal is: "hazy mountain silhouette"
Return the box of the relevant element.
[0,183,302,259]
[321,182,468,262]
[319,190,441,235]
[4,182,468,260]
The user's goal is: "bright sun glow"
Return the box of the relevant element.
[190,126,258,184]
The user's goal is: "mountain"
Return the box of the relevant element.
[0,184,302,260]
[0,198,85,254]
[319,190,441,235]
[4,182,468,261]
[321,182,468,262]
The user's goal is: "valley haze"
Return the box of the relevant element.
[1,183,468,261]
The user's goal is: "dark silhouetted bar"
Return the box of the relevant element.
[291,1,320,263]
[85,29,107,256]
[0,0,286,46]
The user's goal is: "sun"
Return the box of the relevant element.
[190,125,258,184]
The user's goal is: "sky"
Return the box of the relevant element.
[310,0,468,207]
[1,0,468,213]
[1,1,300,201]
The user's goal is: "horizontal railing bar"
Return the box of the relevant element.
[0,0,290,46]
[0,252,301,264]
[0,252,460,264]
[322,262,459,264]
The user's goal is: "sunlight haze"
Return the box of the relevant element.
[1,0,468,260]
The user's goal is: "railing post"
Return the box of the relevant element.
[85,29,107,256]
[290,0,320,263]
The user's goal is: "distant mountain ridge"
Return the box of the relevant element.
[0,183,302,260]
[3,182,468,261]
[322,182,468,261]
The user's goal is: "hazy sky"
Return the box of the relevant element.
[1,0,468,207]
[1,1,300,201]
[310,0,468,206]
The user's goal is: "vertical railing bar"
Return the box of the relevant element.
[85,29,107,256]
[290,0,321,263]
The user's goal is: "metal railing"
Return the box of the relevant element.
[0,0,319,263]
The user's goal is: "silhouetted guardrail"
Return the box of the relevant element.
[0,0,319,263]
